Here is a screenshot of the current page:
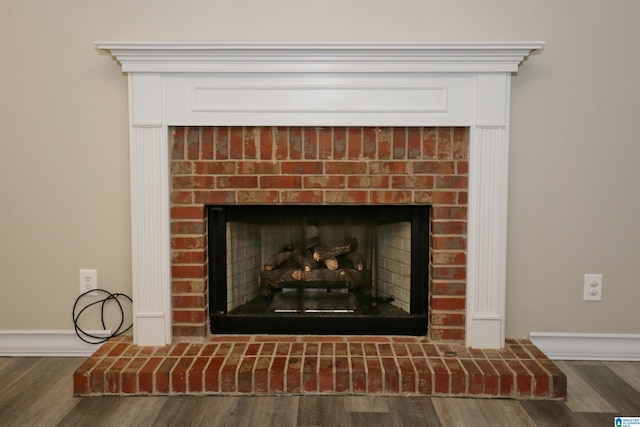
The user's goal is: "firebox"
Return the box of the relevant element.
[208,204,429,335]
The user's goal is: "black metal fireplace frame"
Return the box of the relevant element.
[207,205,429,335]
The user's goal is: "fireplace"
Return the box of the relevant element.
[207,204,430,335]
[96,41,544,348]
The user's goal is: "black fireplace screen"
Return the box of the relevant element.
[207,205,429,335]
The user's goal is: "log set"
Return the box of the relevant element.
[260,236,370,294]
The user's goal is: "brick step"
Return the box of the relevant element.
[73,336,566,399]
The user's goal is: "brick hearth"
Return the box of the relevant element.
[73,336,566,400]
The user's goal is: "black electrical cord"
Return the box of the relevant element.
[72,289,133,344]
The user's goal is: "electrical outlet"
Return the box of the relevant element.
[583,273,603,302]
[80,269,98,296]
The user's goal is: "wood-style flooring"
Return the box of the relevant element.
[2,357,639,426]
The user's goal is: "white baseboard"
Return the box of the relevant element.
[529,332,640,361]
[0,330,111,357]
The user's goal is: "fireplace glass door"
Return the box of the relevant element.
[208,205,429,335]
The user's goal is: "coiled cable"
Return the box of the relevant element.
[72,289,133,344]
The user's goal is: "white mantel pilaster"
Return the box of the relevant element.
[97,42,543,347]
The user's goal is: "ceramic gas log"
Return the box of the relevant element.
[260,236,369,294]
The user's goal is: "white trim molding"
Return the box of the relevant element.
[0,330,111,357]
[97,42,543,74]
[96,41,544,348]
[530,332,640,361]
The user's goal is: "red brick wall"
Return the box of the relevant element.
[170,126,468,341]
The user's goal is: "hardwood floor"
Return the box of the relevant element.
[1,357,639,426]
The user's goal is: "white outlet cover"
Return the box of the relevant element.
[80,269,98,296]
[583,273,603,302]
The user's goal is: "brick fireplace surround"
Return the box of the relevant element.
[75,42,567,399]
[170,125,469,340]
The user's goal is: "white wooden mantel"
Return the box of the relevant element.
[96,41,544,348]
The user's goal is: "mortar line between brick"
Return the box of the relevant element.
[267,351,275,393]
[314,350,320,394]
[249,343,265,394]
[521,343,544,360]
[332,346,337,393]
[245,353,259,394]
[234,344,246,393]
[411,355,419,394]
[502,359,524,398]
[85,353,106,383]
[300,342,307,392]
[255,342,265,396]
[198,352,214,394]
[517,358,536,397]
[532,359,555,397]
[363,346,369,393]
[284,340,293,393]
[374,344,386,392]
[176,354,198,394]
[391,354,402,394]
[346,341,352,393]
[427,358,437,395]
[408,356,423,395]
[151,355,166,394]
[217,345,233,393]
[118,355,138,394]
[458,357,474,396]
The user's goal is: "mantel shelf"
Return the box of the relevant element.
[96,41,544,73]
